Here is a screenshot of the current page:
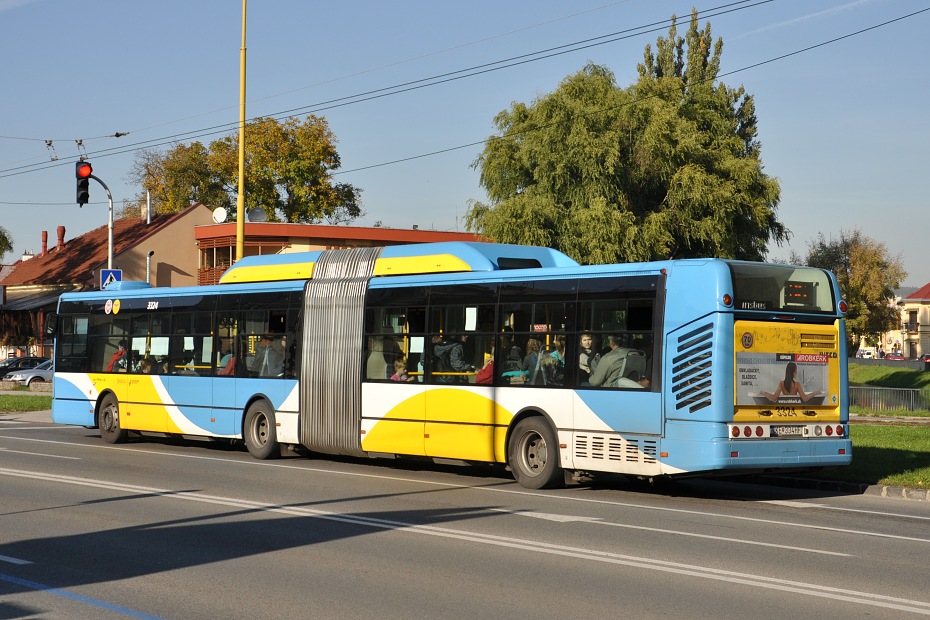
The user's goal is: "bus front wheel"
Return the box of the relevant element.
[243,401,280,460]
[508,417,564,489]
[98,394,128,444]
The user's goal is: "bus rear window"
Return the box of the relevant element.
[729,263,835,313]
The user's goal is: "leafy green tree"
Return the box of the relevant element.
[800,229,905,351]
[126,143,229,218]
[467,11,787,264]
[0,225,12,260]
[127,116,362,224]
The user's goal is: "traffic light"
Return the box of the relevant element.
[75,161,93,205]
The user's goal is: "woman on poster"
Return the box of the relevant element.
[761,361,819,403]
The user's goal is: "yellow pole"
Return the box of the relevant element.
[235,0,247,262]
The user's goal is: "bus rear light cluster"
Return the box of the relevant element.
[732,425,766,438]
[729,423,847,439]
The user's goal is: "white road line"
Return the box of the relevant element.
[0,426,77,431]
[0,447,80,459]
[0,466,927,616]
[493,509,849,556]
[0,554,32,565]
[763,499,930,521]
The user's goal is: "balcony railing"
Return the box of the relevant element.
[902,322,920,333]
[198,266,229,286]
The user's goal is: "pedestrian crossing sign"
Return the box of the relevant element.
[101,269,122,289]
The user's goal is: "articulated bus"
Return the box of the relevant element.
[50,242,851,488]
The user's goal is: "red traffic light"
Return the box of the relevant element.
[75,161,93,179]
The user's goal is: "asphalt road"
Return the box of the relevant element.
[1,412,929,619]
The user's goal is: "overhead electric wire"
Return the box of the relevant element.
[0,3,926,199]
[0,0,767,181]
[331,6,930,175]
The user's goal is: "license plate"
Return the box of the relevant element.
[772,425,804,437]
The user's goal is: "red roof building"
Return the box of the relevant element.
[0,203,481,355]
[194,221,480,285]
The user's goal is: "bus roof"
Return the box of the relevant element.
[219,242,579,284]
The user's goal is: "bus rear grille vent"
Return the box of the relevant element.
[574,434,658,464]
[671,322,714,414]
[800,332,837,350]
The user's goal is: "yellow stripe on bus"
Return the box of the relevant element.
[219,262,317,284]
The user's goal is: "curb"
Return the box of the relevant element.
[753,474,929,501]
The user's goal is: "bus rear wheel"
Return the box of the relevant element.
[508,417,564,489]
[243,401,280,460]
[98,394,128,444]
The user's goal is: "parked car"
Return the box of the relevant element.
[918,354,930,363]
[0,356,48,375]
[3,359,53,386]
[885,353,907,361]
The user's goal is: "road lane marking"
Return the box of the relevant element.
[0,554,31,565]
[0,467,927,616]
[493,509,850,556]
[0,448,80,460]
[763,499,930,521]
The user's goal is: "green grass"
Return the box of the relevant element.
[849,362,930,388]
[0,394,52,412]
[812,425,930,489]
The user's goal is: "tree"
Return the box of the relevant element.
[126,143,229,218]
[467,11,787,264]
[126,116,362,224]
[800,229,906,351]
[0,225,12,261]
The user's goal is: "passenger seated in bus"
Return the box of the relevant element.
[433,334,473,383]
[578,333,599,382]
[139,358,153,374]
[390,359,415,382]
[250,335,284,377]
[588,335,629,387]
[540,338,566,386]
[217,344,237,376]
[106,340,128,372]
[521,338,541,373]
[218,346,233,369]
[501,329,523,372]
[475,352,494,385]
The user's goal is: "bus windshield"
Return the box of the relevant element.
[729,263,835,314]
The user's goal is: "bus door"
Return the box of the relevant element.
[424,301,497,461]
[575,290,663,436]
[124,315,171,433]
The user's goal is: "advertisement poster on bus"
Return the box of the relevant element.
[734,321,840,408]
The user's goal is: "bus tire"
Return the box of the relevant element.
[508,417,564,489]
[98,394,128,444]
[243,400,280,460]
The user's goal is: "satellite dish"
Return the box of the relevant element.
[247,208,267,223]
[212,207,228,223]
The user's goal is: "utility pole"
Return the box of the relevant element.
[236,0,247,262]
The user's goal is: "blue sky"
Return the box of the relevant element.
[1,0,928,285]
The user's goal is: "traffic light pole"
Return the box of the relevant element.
[74,161,114,270]
[89,174,114,269]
